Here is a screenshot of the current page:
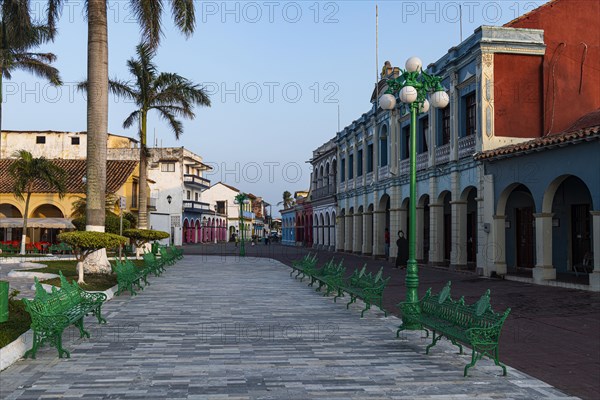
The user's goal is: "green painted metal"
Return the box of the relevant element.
[385,66,446,331]
[113,257,148,296]
[0,280,9,323]
[341,266,390,318]
[21,272,107,359]
[290,253,318,281]
[398,281,511,376]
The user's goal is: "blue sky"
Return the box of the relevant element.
[4,0,547,211]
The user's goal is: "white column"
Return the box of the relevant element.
[335,215,345,252]
[492,215,507,275]
[588,211,600,291]
[532,213,556,283]
[372,211,385,257]
[429,203,444,265]
[353,212,363,253]
[389,208,400,261]
[362,211,373,255]
[416,205,425,262]
[450,200,467,268]
[344,214,353,252]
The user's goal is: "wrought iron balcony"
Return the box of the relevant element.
[435,143,451,165]
[184,174,211,190]
[417,153,429,171]
[183,201,211,213]
[458,135,476,159]
[312,184,336,199]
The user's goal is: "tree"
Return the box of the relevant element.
[85,42,210,230]
[57,231,127,284]
[0,0,62,136]
[70,193,118,218]
[8,150,66,255]
[282,191,294,209]
[123,229,169,259]
[46,0,197,234]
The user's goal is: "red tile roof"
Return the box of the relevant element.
[475,109,600,161]
[0,160,137,194]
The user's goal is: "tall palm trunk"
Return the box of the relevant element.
[137,110,148,229]
[19,191,32,255]
[84,0,111,273]
[86,0,108,231]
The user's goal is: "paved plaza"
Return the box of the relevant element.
[0,256,578,399]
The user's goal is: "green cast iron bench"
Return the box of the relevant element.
[167,245,183,260]
[290,253,318,281]
[143,252,166,276]
[310,258,346,296]
[159,246,176,266]
[335,266,389,318]
[112,258,148,296]
[397,281,511,376]
[21,272,107,359]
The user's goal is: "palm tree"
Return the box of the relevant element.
[282,191,294,209]
[46,0,197,233]
[70,193,118,219]
[0,0,62,135]
[98,42,210,229]
[8,150,66,255]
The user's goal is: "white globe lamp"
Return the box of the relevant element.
[379,93,397,110]
[405,57,423,73]
[419,99,430,113]
[399,86,418,104]
[430,90,449,109]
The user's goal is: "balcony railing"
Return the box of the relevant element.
[183,201,211,212]
[312,184,336,199]
[435,143,451,165]
[458,135,476,159]
[399,159,409,176]
[184,174,211,189]
[242,211,255,219]
[417,153,429,171]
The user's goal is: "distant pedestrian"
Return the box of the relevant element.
[234,232,239,247]
[384,228,390,259]
[396,230,408,269]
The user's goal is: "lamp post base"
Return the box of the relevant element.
[396,301,423,335]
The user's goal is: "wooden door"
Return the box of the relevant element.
[516,207,534,268]
[571,204,591,266]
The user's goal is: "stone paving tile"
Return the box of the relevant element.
[0,256,577,399]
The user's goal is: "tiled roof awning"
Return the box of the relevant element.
[0,218,75,229]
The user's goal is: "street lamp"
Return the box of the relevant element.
[234,193,249,257]
[380,57,449,331]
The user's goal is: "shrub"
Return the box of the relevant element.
[58,231,128,252]
[72,212,131,234]
[122,229,169,248]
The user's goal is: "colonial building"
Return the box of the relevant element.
[200,182,254,241]
[309,138,337,251]
[0,159,138,245]
[331,0,599,289]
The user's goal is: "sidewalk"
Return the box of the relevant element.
[0,256,575,399]
[185,243,600,400]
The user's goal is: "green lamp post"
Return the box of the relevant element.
[234,193,250,257]
[380,57,449,331]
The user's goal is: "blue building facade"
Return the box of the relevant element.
[281,208,296,246]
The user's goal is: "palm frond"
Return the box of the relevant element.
[130,0,164,49]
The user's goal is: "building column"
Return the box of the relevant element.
[416,205,425,263]
[428,203,444,265]
[588,211,600,291]
[372,210,385,257]
[353,212,363,253]
[450,200,467,269]
[344,214,353,252]
[492,215,507,276]
[362,211,373,255]
[335,215,345,252]
[389,208,400,262]
[532,213,556,283]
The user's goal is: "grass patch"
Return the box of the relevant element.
[23,259,146,292]
[0,295,32,348]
